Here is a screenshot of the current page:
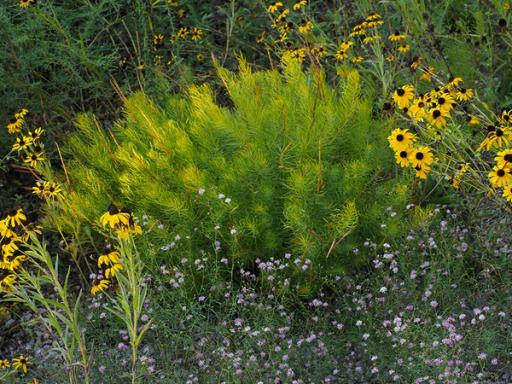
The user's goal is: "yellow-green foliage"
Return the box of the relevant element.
[48,61,412,277]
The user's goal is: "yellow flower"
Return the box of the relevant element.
[363,35,380,44]
[502,184,512,202]
[19,0,33,8]
[196,53,205,62]
[0,274,17,292]
[292,0,307,10]
[414,165,431,180]
[428,108,450,127]
[99,205,131,229]
[350,56,364,63]
[489,166,512,188]
[177,8,186,18]
[393,85,415,109]
[23,151,45,168]
[496,149,512,169]
[98,251,121,268]
[297,19,313,33]
[335,49,348,61]
[15,108,29,119]
[387,128,417,152]
[394,149,411,168]
[408,98,428,122]
[7,117,24,134]
[191,28,203,41]
[4,209,26,228]
[397,44,410,53]
[177,27,189,39]
[311,46,327,58]
[28,127,44,141]
[467,115,480,125]
[447,76,463,89]
[0,359,10,369]
[91,279,110,295]
[455,88,473,102]
[409,146,434,169]
[105,263,123,278]
[479,127,512,151]
[12,136,33,152]
[267,2,283,13]
[12,355,30,374]
[153,33,164,46]
[435,94,455,113]
[389,31,407,41]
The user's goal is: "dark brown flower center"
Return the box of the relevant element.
[505,154,512,162]
[496,129,504,137]
[497,169,505,177]
[399,151,407,158]
[396,134,404,141]
[397,89,405,96]
[416,152,424,160]
[433,110,441,118]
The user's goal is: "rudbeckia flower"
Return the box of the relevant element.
[4,209,26,228]
[436,94,455,113]
[191,28,203,41]
[428,108,450,127]
[499,110,512,125]
[292,0,307,10]
[394,150,410,167]
[388,128,416,152]
[24,151,45,168]
[479,127,512,151]
[6,117,23,134]
[12,136,33,152]
[91,279,110,295]
[298,19,313,33]
[389,31,407,41]
[455,88,473,102]
[414,165,431,179]
[397,44,410,53]
[502,184,512,202]
[0,359,10,369]
[489,166,512,188]
[153,33,164,46]
[393,85,415,109]
[495,149,512,169]
[105,263,123,278]
[267,2,283,13]
[97,250,121,268]
[99,204,130,229]
[408,98,428,122]
[12,355,30,374]
[409,146,434,169]
[467,115,480,125]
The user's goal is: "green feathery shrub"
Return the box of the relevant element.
[47,61,413,291]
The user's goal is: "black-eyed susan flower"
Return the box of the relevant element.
[276,9,289,23]
[196,53,205,62]
[428,108,450,127]
[91,279,110,295]
[153,33,164,46]
[24,151,45,168]
[479,127,512,151]
[12,136,33,152]
[350,56,364,63]
[467,115,480,125]
[267,2,283,13]
[292,0,307,10]
[489,166,512,188]
[311,46,327,58]
[7,117,23,134]
[394,149,410,167]
[97,250,121,268]
[19,0,33,8]
[4,209,26,228]
[168,0,178,5]
[256,32,265,44]
[397,44,410,53]
[177,8,186,18]
[335,49,348,61]
[298,19,313,33]
[363,35,380,44]
[119,56,128,70]
[191,28,203,41]
[455,88,473,102]
[154,55,163,65]
[447,76,463,89]
[409,146,434,169]
[100,204,130,229]
[389,31,406,41]
[495,148,512,168]
[393,85,415,109]
[502,184,512,202]
[0,273,17,292]
[408,98,428,122]
[0,221,16,239]
[32,181,46,197]
[414,165,431,179]
[28,127,43,141]
[499,110,512,125]
[2,238,20,258]
[419,67,435,82]
[387,128,417,152]
[436,94,456,113]
[105,263,123,278]
[177,27,189,39]
[0,359,10,369]
[12,355,30,374]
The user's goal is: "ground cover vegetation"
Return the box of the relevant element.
[0,0,511,383]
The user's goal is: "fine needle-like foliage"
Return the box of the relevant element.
[47,60,412,293]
